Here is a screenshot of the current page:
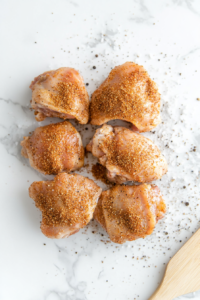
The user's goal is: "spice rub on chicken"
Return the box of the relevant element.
[21,121,84,175]
[90,62,161,132]
[86,124,167,184]
[94,184,166,244]
[29,173,102,239]
[30,67,89,124]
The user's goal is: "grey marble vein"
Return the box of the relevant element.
[182,47,200,58]
[173,0,200,15]
[69,1,78,7]
[53,243,88,300]
[0,96,30,113]
[129,0,154,23]
[86,29,118,49]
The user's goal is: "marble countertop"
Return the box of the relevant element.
[1,1,200,299]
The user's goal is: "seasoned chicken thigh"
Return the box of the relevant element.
[29,173,102,239]
[90,62,161,132]
[21,121,84,175]
[94,184,166,244]
[86,125,167,184]
[30,67,89,124]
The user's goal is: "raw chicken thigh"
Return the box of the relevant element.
[29,173,102,239]
[90,62,161,132]
[30,67,89,124]
[86,124,167,184]
[94,184,166,244]
[21,121,84,175]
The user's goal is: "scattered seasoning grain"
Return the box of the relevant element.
[92,163,113,185]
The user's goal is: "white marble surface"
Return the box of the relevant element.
[1,1,200,299]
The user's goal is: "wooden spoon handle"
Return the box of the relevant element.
[149,291,173,300]
[149,289,174,300]
[149,278,179,300]
[149,228,200,300]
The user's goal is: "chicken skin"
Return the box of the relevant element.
[21,121,84,175]
[86,125,167,184]
[94,184,166,244]
[90,62,161,132]
[30,67,89,124]
[29,173,102,239]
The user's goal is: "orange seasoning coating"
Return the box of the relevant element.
[102,128,162,181]
[50,81,89,121]
[29,173,102,238]
[30,176,93,226]
[91,163,113,185]
[90,62,161,132]
[30,67,89,124]
[21,121,84,175]
[87,125,168,184]
[94,184,166,244]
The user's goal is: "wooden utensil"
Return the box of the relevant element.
[149,228,200,300]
